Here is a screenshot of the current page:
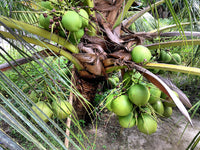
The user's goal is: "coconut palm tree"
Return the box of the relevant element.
[0,0,200,149]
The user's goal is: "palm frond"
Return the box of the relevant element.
[186,131,200,150]
[125,11,158,32]
[0,24,92,149]
[0,128,24,150]
[145,63,200,76]
[146,39,200,49]
[0,0,38,25]
[0,16,79,53]
[122,0,165,29]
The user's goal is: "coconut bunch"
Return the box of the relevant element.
[105,72,189,135]
[31,100,73,122]
[158,50,182,64]
[29,88,73,122]
[37,0,89,45]
[25,72,74,122]
[104,45,192,135]
[105,76,173,135]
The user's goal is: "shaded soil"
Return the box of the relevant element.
[75,110,200,150]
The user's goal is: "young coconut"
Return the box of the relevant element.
[69,28,84,44]
[61,10,82,32]
[39,14,53,30]
[78,9,89,28]
[52,100,73,119]
[111,95,133,116]
[32,101,53,122]
[128,84,150,106]
[105,94,117,111]
[118,112,136,128]
[170,53,181,64]
[137,113,157,135]
[158,50,172,63]
[163,106,173,117]
[147,83,162,104]
[152,100,164,116]
[131,45,152,64]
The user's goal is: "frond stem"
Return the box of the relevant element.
[0,16,79,53]
[145,39,200,49]
[0,31,84,71]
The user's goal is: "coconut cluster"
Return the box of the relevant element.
[38,0,89,45]
[131,45,181,66]
[130,45,182,75]
[31,100,73,122]
[158,50,182,65]
[27,69,73,122]
[105,69,176,135]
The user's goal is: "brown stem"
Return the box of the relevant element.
[160,31,200,37]
[145,39,200,50]
[122,0,165,28]
[0,49,57,72]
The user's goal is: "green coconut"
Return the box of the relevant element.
[159,50,172,63]
[118,112,136,128]
[128,84,150,106]
[131,45,152,64]
[52,100,73,119]
[152,100,164,116]
[137,113,157,135]
[170,53,181,64]
[32,101,53,122]
[69,28,84,44]
[78,9,89,28]
[163,106,173,117]
[61,11,82,32]
[147,84,161,104]
[39,14,52,30]
[105,94,117,111]
[111,95,133,116]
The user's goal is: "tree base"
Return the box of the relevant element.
[73,70,104,121]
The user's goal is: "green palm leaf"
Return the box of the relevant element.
[0,23,88,149]
[0,128,24,150]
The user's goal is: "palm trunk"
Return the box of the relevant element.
[73,70,103,120]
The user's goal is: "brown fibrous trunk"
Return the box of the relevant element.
[72,70,105,120]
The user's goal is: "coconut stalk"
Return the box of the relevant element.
[65,66,75,149]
